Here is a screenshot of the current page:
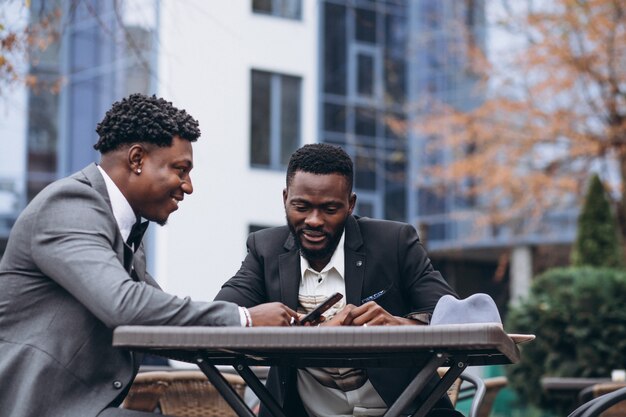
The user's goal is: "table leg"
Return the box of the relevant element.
[411,355,468,417]
[384,352,449,417]
[195,356,256,417]
[234,363,288,417]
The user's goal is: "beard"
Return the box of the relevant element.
[287,217,346,262]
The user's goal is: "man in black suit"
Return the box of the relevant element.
[215,143,461,417]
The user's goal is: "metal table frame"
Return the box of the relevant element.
[113,323,520,417]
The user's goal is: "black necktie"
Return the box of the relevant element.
[126,220,149,252]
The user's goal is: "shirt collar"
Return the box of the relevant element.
[97,165,137,242]
[300,230,346,279]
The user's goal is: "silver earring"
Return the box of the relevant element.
[136,168,142,174]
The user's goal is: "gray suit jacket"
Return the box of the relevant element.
[0,164,240,417]
[215,215,457,416]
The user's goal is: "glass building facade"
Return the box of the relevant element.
[26,0,158,201]
[2,0,576,289]
[0,0,158,254]
[320,0,486,240]
[321,0,410,222]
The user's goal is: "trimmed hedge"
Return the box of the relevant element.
[505,267,626,415]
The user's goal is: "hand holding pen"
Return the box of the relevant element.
[360,288,387,304]
[336,286,423,326]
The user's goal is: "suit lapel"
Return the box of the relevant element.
[344,216,366,306]
[279,217,367,307]
[278,233,301,310]
[79,164,152,285]
[79,164,127,267]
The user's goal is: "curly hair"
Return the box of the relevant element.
[93,94,201,153]
[286,143,353,193]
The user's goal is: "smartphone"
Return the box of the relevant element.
[299,292,344,325]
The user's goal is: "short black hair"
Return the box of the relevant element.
[93,93,201,153]
[286,143,353,192]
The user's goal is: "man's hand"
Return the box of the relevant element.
[248,302,299,326]
[323,302,419,326]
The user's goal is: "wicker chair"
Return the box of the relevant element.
[123,370,247,417]
[573,382,626,417]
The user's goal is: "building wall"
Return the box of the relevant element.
[154,1,319,299]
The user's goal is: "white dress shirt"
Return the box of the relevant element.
[297,232,387,417]
[96,165,249,326]
[97,166,136,243]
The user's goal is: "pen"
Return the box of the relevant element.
[361,289,387,304]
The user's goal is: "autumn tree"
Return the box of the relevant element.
[416,0,626,239]
[0,1,61,97]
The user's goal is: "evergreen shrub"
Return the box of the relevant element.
[505,266,626,415]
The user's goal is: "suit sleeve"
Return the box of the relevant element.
[214,232,269,307]
[398,223,457,314]
[31,184,241,328]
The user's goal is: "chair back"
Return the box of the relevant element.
[122,371,172,412]
[569,383,626,417]
[123,370,247,417]
[477,376,507,417]
[591,382,626,417]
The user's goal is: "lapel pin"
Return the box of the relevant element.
[356,260,363,267]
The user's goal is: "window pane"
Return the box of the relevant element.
[418,187,447,216]
[355,148,376,190]
[385,151,406,221]
[355,8,376,44]
[276,0,301,19]
[26,86,58,201]
[356,201,374,218]
[323,103,347,133]
[355,107,376,137]
[249,224,270,234]
[384,112,405,140]
[280,75,301,165]
[252,0,272,13]
[425,222,446,241]
[253,0,301,19]
[323,3,347,94]
[385,13,406,103]
[70,28,98,74]
[250,71,271,166]
[68,79,99,171]
[357,53,374,97]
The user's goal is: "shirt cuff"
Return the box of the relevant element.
[404,312,431,324]
[238,307,252,327]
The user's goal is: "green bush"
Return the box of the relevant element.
[505,267,626,415]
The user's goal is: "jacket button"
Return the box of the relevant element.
[112,380,123,389]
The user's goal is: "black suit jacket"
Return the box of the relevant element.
[215,215,457,416]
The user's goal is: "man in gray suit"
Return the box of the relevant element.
[0,94,298,417]
[216,144,462,417]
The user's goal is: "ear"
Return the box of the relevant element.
[282,188,288,206]
[348,192,357,214]
[128,144,146,174]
